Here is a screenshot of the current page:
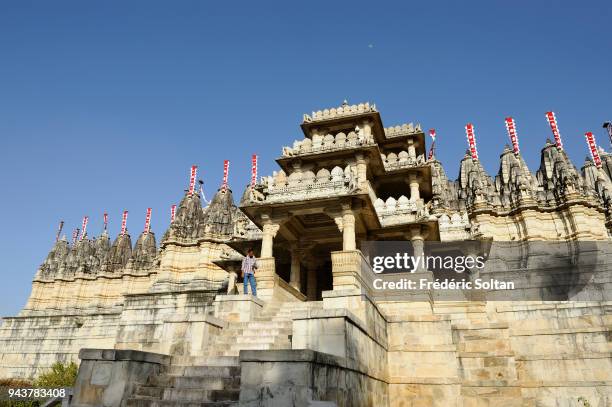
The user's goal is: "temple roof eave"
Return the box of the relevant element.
[275,144,385,174]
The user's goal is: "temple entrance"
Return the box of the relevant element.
[271,212,342,301]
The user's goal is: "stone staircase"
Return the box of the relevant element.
[127,300,321,406]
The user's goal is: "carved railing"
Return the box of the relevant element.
[263,179,354,203]
[281,131,375,157]
[384,123,422,138]
[303,102,377,123]
[381,152,426,171]
[248,166,359,204]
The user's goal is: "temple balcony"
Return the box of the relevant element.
[247,165,359,205]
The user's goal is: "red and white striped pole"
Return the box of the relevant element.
[585,132,602,168]
[80,216,89,240]
[505,117,520,153]
[222,160,230,192]
[55,220,64,242]
[251,154,258,187]
[103,212,108,232]
[170,204,176,223]
[120,210,128,236]
[188,165,198,195]
[465,123,479,160]
[545,111,564,150]
[72,228,79,245]
[143,208,152,233]
[428,129,436,160]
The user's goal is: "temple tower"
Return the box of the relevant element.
[239,101,437,300]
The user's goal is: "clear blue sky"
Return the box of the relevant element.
[0,1,610,315]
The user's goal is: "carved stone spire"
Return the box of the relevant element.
[38,237,70,278]
[430,157,461,212]
[132,231,157,270]
[202,188,243,240]
[162,191,206,242]
[495,146,537,208]
[103,233,132,273]
[457,150,498,208]
[536,139,582,204]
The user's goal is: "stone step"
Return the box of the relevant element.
[171,356,240,367]
[162,387,240,402]
[236,335,289,345]
[147,375,240,390]
[217,328,292,337]
[169,365,241,377]
[236,321,292,329]
[229,342,290,352]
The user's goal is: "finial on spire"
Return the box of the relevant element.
[465,123,479,160]
[170,204,176,223]
[545,111,563,150]
[103,212,108,231]
[504,117,520,153]
[143,208,152,233]
[342,99,349,107]
[251,154,258,187]
[72,228,80,245]
[222,160,230,192]
[80,216,89,240]
[55,220,64,243]
[188,165,198,195]
[121,210,128,236]
[585,131,602,167]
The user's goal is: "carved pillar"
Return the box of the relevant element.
[361,120,372,138]
[407,139,416,160]
[289,244,301,290]
[355,153,368,190]
[408,225,428,272]
[261,222,280,258]
[408,174,421,201]
[306,262,317,301]
[342,207,356,251]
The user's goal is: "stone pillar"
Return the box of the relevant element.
[409,225,428,272]
[289,245,301,291]
[342,208,356,251]
[355,153,368,190]
[261,222,280,258]
[306,262,317,301]
[361,120,372,138]
[408,174,421,201]
[407,139,416,160]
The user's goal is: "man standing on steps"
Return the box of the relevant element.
[241,248,258,297]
